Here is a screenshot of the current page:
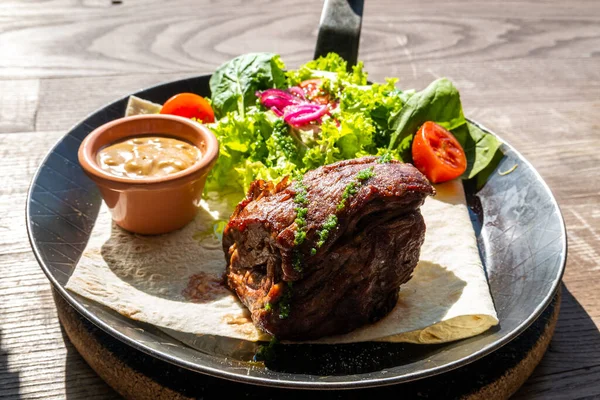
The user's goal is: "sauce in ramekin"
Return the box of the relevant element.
[97,136,202,179]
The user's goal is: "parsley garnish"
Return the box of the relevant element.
[291,180,310,272]
[337,167,375,211]
[313,214,338,251]
[278,282,293,319]
[254,337,279,362]
[292,250,303,272]
[293,207,308,245]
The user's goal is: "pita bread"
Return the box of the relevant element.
[66,180,498,344]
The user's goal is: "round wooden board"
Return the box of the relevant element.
[55,287,561,400]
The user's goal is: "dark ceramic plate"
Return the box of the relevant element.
[26,0,566,390]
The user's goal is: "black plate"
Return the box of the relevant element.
[26,73,566,389]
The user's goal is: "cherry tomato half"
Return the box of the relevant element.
[298,79,330,105]
[412,121,467,183]
[160,93,215,123]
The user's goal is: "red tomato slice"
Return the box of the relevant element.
[298,79,330,104]
[412,121,467,183]
[160,93,215,123]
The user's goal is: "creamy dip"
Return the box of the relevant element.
[97,136,201,179]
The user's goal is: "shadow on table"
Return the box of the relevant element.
[513,283,600,399]
[60,325,120,400]
[0,328,21,399]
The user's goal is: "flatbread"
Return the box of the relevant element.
[124,95,162,116]
[65,180,498,344]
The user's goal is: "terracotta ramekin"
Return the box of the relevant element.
[78,114,219,235]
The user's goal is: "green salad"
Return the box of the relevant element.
[205,52,502,193]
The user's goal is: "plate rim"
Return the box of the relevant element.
[25,75,567,390]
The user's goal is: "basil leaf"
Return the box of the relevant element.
[388,78,466,161]
[452,122,503,179]
[209,53,286,118]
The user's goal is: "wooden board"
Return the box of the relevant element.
[1,0,600,399]
[56,287,561,400]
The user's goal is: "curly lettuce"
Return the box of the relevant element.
[286,52,368,97]
[206,109,302,192]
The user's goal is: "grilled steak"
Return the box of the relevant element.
[223,156,435,340]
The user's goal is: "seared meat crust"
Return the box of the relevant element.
[223,156,434,340]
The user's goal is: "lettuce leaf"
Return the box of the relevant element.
[301,112,375,171]
[388,78,466,161]
[340,79,405,148]
[209,53,286,118]
[286,52,368,91]
[298,78,406,171]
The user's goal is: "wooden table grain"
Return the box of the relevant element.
[1,0,599,398]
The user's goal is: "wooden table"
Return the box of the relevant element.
[1,0,599,398]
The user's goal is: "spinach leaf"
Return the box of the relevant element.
[210,53,286,118]
[385,77,502,185]
[388,78,466,161]
[474,148,504,190]
[452,121,502,180]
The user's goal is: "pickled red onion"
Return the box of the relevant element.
[257,88,330,127]
[283,104,329,127]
